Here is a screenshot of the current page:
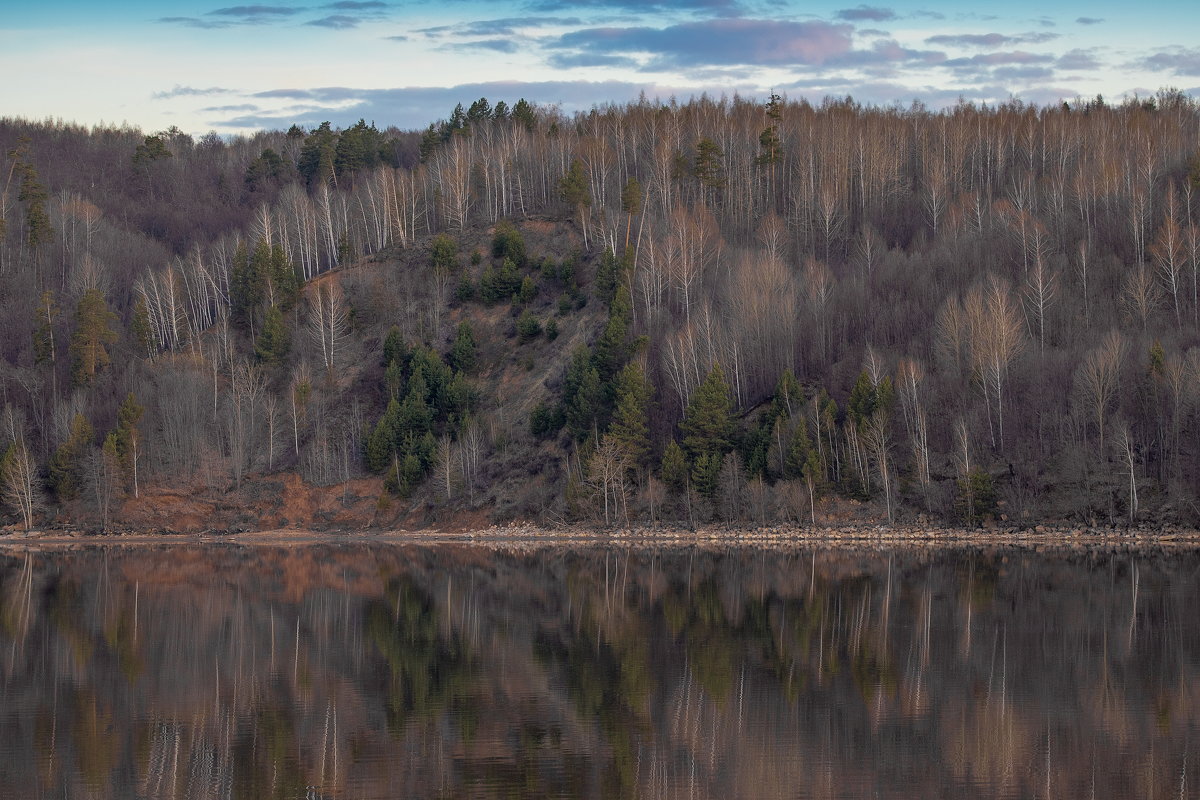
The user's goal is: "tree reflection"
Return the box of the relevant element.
[0,544,1196,798]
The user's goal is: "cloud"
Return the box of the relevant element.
[201,104,262,112]
[306,14,362,28]
[1075,16,1103,25]
[153,85,234,99]
[163,4,304,26]
[444,38,521,53]
[552,19,855,69]
[835,5,896,22]
[547,52,639,68]
[944,50,1055,68]
[925,32,1058,48]
[324,1,387,8]
[447,16,583,37]
[827,38,944,68]
[385,34,408,41]
[1136,47,1200,76]
[1057,49,1100,71]
[157,16,231,29]
[525,0,743,15]
[207,5,301,18]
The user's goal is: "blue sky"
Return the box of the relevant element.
[3,0,1198,135]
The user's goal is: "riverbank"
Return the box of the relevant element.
[4,521,1200,550]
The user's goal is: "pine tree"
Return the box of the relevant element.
[113,393,144,496]
[660,440,688,492]
[608,362,652,469]
[49,413,94,500]
[448,322,477,373]
[681,364,734,463]
[254,305,289,365]
[70,289,118,386]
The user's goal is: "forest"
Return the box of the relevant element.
[2,89,1200,531]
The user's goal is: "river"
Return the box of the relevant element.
[0,541,1196,798]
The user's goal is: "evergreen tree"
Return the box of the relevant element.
[607,362,652,469]
[559,159,591,216]
[70,289,118,386]
[112,393,144,494]
[661,440,689,492]
[16,157,53,250]
[255,305,289,365]
[48,413,94,500]
[448,322,477,373]
[681,364,734,463]
[130,296,153,358]
[298,121,338,186]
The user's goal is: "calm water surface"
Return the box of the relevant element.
[0,541,1197,799]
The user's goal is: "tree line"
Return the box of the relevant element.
[2,88,1200,529]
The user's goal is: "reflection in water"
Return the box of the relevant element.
[0,543,1197,798]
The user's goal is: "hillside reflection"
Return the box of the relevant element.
[0,543,1197,798]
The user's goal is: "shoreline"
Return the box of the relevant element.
[4,522,1200,550]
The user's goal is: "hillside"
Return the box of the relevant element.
[3,92,1200,532]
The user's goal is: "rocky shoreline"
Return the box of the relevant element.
[4,521,1200,550]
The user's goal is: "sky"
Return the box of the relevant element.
[3,0,1199,136]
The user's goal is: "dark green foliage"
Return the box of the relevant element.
[491,220,526,266]
[515,275,538,305]
[367,342,469,495]
[48,413,94,500]
[244,148,291,192]
[691,451,721,498]
[785,419,814,480]
[70,289,118,386]
[455,276,476,302]
[447,322,477,373]
[693,137,725,191]
[298,121,337,186]
[956,469,998,527]
[431,234,458,273]
[467,97,492,124]
[563,347,603,441]
[512,98,536,130]
[608,362,653,469]
[130,296,152,358]
[592,285,633,383]
[530,402,565,438]
[545,319,559,341]
[232,240,299,327]
[132,135,172,169]
[559,159,591,212]
[254,305,289,365]
[16,156,53,249]
[516,311,542,341]
[382,326,409,368]
[681,364,734,463]
[385,359,405,400]
[594,248,632,308]
[111,393,144,489]
[479,258,521,303]
[334,119,388,177]
[661,440,688,492]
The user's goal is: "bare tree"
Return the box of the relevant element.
[1075,330,1126,454]
[1112,419,1138,523]
[307,280,350,381]
[1,438,40,531]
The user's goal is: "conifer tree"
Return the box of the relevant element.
[70,289,118,386]
[681,364,734,463]
[48,413,94,500]
[608,362,652,469]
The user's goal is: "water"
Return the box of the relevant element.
[0,541,1197,799]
